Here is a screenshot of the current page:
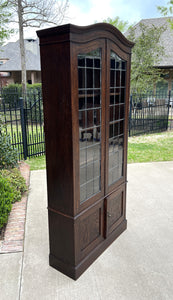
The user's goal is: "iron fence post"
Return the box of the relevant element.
[129,95,132,137]
[167,90,171,130]
[19,97,28,160]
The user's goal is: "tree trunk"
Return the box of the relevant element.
[17,0,27,95]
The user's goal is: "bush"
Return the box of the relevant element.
[0,116,18,170]
[1,83,42,106]
[0,175,14,229]
[1,83,43,123]
[1,84,22,108]
[0,168,27,203]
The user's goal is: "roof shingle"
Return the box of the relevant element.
[0,39,41,71]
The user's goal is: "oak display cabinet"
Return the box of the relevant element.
[37,23,133,280]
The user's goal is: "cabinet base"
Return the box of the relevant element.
[49,219,127,280]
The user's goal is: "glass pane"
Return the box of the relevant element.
[120,104,125,119]
[80,164,87,185]
[86,57,93,67]
[108,50,126,186]
[121,71,126,86]
[94,69,101,88]
[78,48,102,203]
[94,58,100,68]
[94,178,100,194]
[121,88,125,103]
[110,70,115,87]
[78,57,85,67]
[87,69,93,88]
[80,184,87,203]
[116,71,120,87]
[115,88,120,104]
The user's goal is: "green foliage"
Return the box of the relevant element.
[1,84,22,107]
[0,1,13,46]
[0,113,5,134]
[2,83,41,92]
[1,84,43,122]
[158,1,173,29]
[127,23,166,93]
[158,1,173,16]
[0,174,13,229]
[0,168,27,203]
[103,16,130,33]
[1,83,42,105]
[0,116,18,169]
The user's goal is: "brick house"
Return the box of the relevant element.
[0,38,41,87]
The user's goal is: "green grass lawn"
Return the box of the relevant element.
[128,131,173,163]
[25,131,173,170]
[26,155,46,171]
[6,123,44,136]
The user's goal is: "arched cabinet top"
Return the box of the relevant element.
[37,23,134,55]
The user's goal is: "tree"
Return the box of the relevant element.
[0,1,13,88]
[0,1,13,46]
[8,0,69,94]
[102,17,129,33]
[157,1,173,29]
[127,23,166,93]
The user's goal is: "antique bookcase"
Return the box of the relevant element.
[37,23,133,280]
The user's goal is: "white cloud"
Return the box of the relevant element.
[68,0,113,25]
[67,3,89,25]
[67,0,141,26]
[88,0,113,21]
[67,0,168,27]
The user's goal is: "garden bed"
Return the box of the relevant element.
[0,162,30,253]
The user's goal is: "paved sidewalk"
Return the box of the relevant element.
[1,161,173,300]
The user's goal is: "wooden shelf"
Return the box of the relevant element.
[110,93,120,96]
[79,93,100,98]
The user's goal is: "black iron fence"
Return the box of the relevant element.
[129,91,171,136]
[0,89,44,160]
[0,89,172,160]
[169,92,173,131]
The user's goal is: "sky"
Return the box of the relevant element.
[6,0,169,42]
[67,0,168,26]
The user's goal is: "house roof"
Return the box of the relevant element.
[0,39,41,72]
[125,17,173,68]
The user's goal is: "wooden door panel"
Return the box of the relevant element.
[105,185,126,237]
[75,201,104,262]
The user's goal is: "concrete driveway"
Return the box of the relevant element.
[0,161,173,300]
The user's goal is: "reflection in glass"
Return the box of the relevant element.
[108,51,126,186]
[78,49,102,203]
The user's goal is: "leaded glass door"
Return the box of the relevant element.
[77,47,105,205]
[106,44,128,194]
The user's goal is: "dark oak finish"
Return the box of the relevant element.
[37,23,133,280]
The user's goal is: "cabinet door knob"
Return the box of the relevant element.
[107,212,112,217]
